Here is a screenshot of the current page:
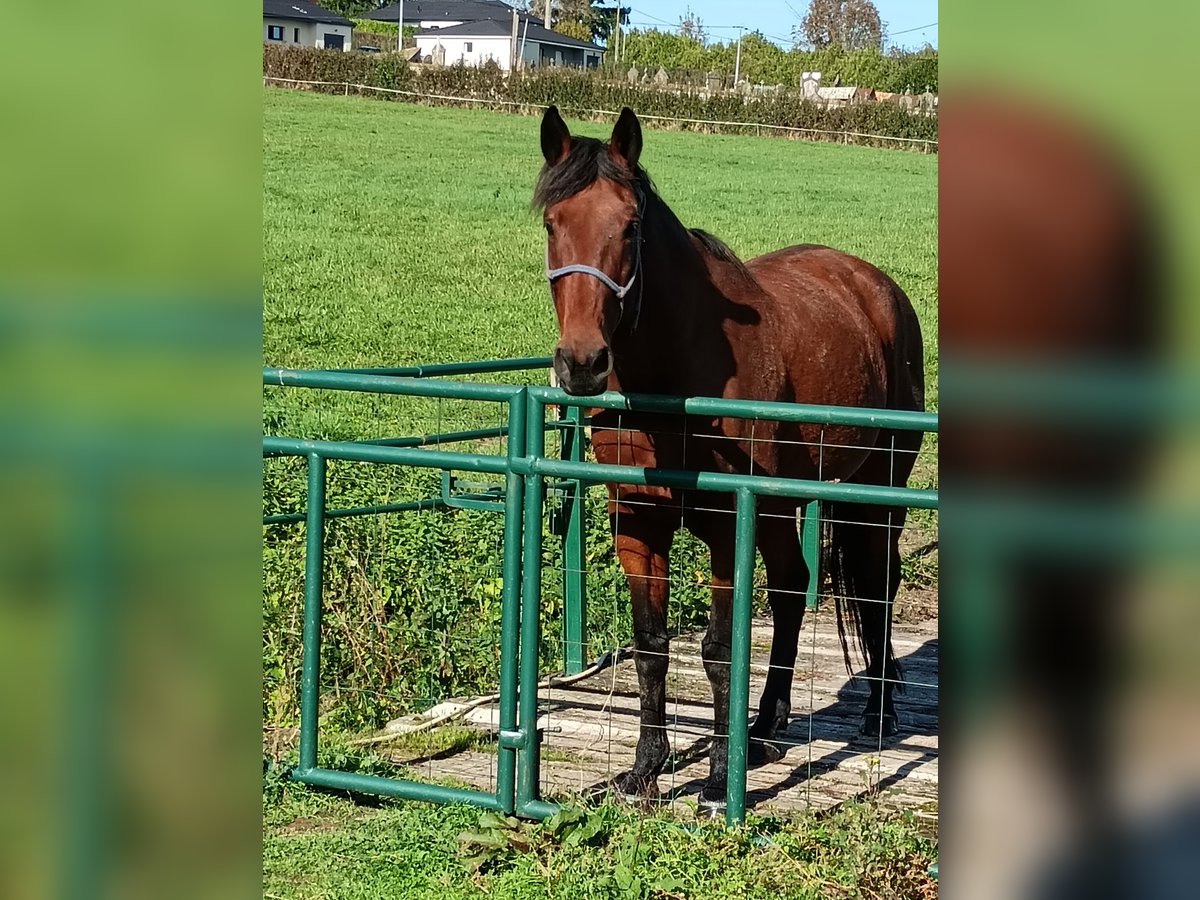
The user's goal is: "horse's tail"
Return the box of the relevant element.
[823,504,902,691]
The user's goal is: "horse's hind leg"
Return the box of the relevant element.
[748,518,810,763]
[860,507,906,739]
[827,505,903,738]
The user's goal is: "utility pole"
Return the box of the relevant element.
[544,0,551,29]
[734,26,743,85]
[613,4,620,65]
[396,0,404,54]
[511,8,519,70]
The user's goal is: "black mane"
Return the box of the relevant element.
[689,228,750,277]
[532,136,651,210]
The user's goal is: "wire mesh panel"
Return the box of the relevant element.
[262,367,539,812]
[528,394,938,822]
[261,365,938,824]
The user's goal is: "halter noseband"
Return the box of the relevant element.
[544,193,645,332]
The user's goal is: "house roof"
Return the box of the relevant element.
[416,18,601,51]
[366,0,528,23]
[263,0,354,27]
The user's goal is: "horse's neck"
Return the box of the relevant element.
[612,200,737,394]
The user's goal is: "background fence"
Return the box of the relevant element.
[262,76,937,152]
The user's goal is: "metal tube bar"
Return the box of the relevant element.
[298,453,326,773]
[330,357,552,378]
[522,457,937,508]
[263,436,510,476]
[518,798,560,819]
[530,386,936,433]
[263,496,444,526]
[364,419,563,447]
[802,499,821,610]
[560,404,587,675]
[496,391,527,814]
[362,425,512,447]
[517,394,547,810]
[293,767,504,810]
[726,488,756,827]
[263,368,524,402]
[265,367,937,433]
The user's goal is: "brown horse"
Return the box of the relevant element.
[534,106,926,807]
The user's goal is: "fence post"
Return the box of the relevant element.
[559,404,588,674]
[496,390,527,814]
[517,394,548,814]
[802,499,821,610]
[726,487,756,826]
[297,452,327,774]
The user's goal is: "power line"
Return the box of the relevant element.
[625,20,794,47]
[627,7,676,27]
[889,21,937,37]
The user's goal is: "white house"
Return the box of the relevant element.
[415,19,602,70]
[366,0,527,31]
[263,0,354,52]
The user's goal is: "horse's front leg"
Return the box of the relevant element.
[611,520,673,800]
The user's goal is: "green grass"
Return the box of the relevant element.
[263,740,936,898]
[263,87,938,409]
[264,783,937,900]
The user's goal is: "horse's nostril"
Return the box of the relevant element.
[590,347,611,376]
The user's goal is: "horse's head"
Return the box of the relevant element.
[535,106,644,396]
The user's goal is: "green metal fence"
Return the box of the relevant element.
[263,360,938,826]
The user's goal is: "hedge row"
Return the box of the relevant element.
[263,46,938,150]
[619,30,938,94]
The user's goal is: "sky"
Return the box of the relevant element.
[621,1,938,50]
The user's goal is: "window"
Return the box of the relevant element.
[293,27,299,42]
[464,42,472,51]
[268,25,283,41]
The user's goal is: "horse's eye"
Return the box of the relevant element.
[544,221,554,236]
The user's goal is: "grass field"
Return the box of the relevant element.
[263,88,939,897]
[265,783,936,899]
[263,88,938,406]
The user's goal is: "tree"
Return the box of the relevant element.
[795,0,883,52]
[320,0,379,17]
[679,6,706,45]
[548,1,628,45]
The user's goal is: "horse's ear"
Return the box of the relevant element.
[541,106,571,166]
[608,107,642,170]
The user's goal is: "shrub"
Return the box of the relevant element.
[262,47,937,149]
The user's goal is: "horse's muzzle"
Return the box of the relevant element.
[553,345,611,395]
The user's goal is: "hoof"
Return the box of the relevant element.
[859,711,899,740]
[612,771,660,802]
[748,738,785,766]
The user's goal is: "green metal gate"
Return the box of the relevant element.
[262,360,938,826]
